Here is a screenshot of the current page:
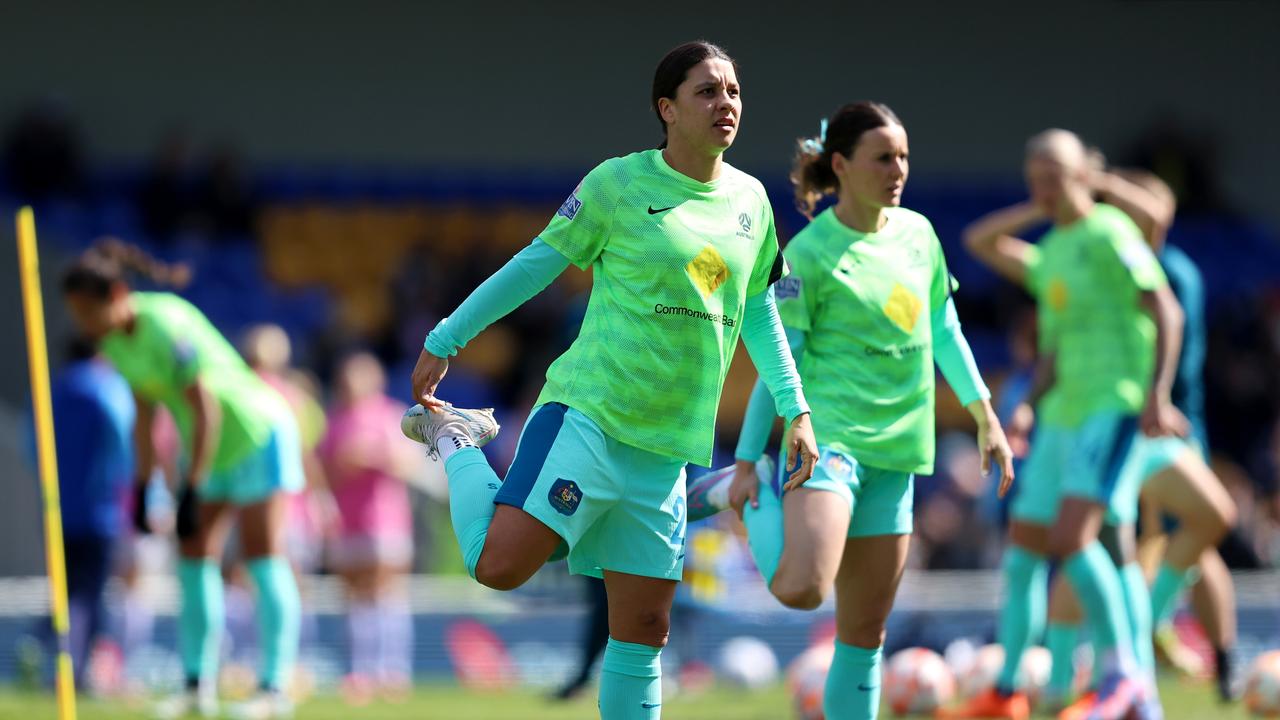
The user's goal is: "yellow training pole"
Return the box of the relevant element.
[16,207,78,720]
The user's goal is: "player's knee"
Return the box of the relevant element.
[844,620,887,650]
[1208,499,1236,540]
[771,579,826,610]
[617,609,670,648]
[473,555,532,592]
[1047,530,1085,561]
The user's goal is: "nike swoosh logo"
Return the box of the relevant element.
[858,683,877,692]
[641,702,661,708]
[648,205,676,215]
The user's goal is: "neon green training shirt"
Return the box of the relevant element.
[535,149,785,466]
[1026,203,1168,426]
[100,292,291,471]
[774,206,956,474]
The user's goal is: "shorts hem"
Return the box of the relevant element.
[847,525,912,539]
[568,561,684,582]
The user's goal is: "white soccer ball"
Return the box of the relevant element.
[883,647,956,716]
[952,643,1054,701]
[716,636,779,690]
[1019,646,1052,703]
[787,642,835,720]
[954,643,1004,699]
[1245,650,1280,717]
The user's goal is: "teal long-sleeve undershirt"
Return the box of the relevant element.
[734,296,988,462]
[740,287,809,427]
[934,296,990,408]
[424,239,569,357]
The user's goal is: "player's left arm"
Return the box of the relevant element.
[930,230,1014,494]
[412,239,572,408]
[932,297,1014,496]
[1139,283,1189,438]
[180,379,222,492]
[1113,219,1188,437]
[739,288,816,489]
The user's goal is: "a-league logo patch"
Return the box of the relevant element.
[548,478,583,516]
[824,451,853,479]
[775,276,802,301]
[557,192,582,221]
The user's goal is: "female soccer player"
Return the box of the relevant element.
[957,129,1185,720]
[401,41,819,718]
[1036,168,1237,707]
[686,102,1015,720]
[319,351,422,700]
[62,241,303,720]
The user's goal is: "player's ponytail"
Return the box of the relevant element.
[62,238,192,298]
[791,102,902,218]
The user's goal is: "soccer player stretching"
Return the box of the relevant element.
[686,102,1015,720]
[402,41,818,719]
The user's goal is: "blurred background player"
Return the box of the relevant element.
[60,240,304,719]
[954,129,1185,720]
[241,323,334,687]
[25,337,135,689]
[241,324,335,581]
[402,40,819,718]
[1038,167,1238,706]
[686,102,1015,720]
[318,351,421,702]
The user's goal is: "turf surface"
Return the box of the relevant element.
[0,678,1254,719]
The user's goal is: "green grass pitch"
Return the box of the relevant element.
[0,678,1254,719]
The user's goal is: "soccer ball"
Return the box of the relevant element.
[883,647,956,715]
[787,641,835,720]
[1019,646,1052,703]
[1244,650,1280,717]
[716,636,779,690]
[954,643,1004,699]
[952,643,1051,700]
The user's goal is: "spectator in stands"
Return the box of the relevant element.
[2,97,84,201]
[137,130,195,242]
[193,144,256,238]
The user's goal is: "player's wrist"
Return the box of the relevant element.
[967,399,998,430]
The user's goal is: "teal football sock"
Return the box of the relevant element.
[743,481,784,586]
[247,556,301,691]
[1045,622,1080,699]
[599,638,662,719]
[1149,561,1196,627]
[823,641,883,720]
[177,558,224,686]
[1119,562,1155,677]
[1062,542,1133,657]
[995,546,1049,692]
[444,447,500,579]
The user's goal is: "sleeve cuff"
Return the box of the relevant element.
[424,320,457,358]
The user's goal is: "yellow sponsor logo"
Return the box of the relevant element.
[1047,278,1069,310]
[883,283,922,333]
[686,245,730,298]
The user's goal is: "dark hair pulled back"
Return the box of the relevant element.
[651,40,736,149]
[791,101,902,218]
[62,238,192,299]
